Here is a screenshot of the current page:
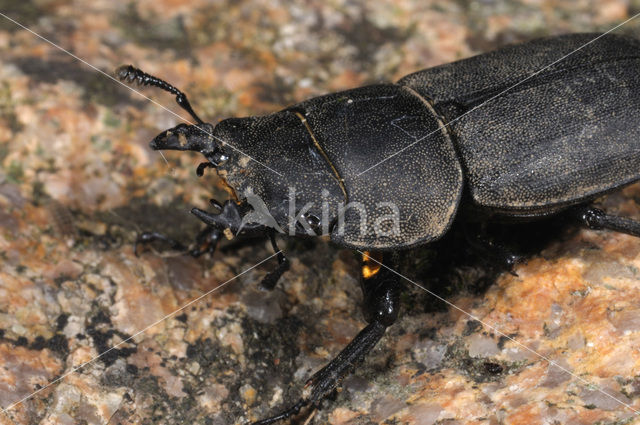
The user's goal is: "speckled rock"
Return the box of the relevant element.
[1,1,640,425]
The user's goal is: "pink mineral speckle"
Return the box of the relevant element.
[407,402,442,425]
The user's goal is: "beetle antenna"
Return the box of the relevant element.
[116,65,204,124]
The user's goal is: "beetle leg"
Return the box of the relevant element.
[259,232,290,291]
[187,226,222,258]
[305,251,402,398]
[135,199,224,257]
[253,251,401,424]
[575,206,640,237]
[134,226,221,258]
[464,225,522,276]
[134,231,187,256]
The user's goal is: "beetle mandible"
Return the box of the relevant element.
[118,33,640,424]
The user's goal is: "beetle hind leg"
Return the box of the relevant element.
[575,206,640,237]
[252,251,401,424]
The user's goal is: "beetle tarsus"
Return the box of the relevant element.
[116,64,204,124]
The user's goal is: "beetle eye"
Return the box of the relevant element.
[204,149,228,166]
[211,151,228,165]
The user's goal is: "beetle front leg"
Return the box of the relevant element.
[192,202,291,290]
[259,232,290,291]
[186,225,222,257]
[252,251,401,424]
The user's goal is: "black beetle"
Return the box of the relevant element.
[118,33,640,423]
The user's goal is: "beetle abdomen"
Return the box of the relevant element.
[400,33,640,212]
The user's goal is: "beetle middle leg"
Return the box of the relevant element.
[464,223,523,275]
[192,203,291,290]
[253,251,401,425]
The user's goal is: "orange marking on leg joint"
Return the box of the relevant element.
[362,251,382,279]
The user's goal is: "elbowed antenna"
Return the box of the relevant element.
[116,64,204,124]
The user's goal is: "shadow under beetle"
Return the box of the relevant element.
[118,33,640,423]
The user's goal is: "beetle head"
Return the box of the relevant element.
[150,113,345,239]
[208,114,346,238]
[150,122,231,167]
[149,122,272,237]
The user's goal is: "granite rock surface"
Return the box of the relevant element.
[1,1,640,424]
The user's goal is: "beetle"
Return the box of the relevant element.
[118,32,640,424]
